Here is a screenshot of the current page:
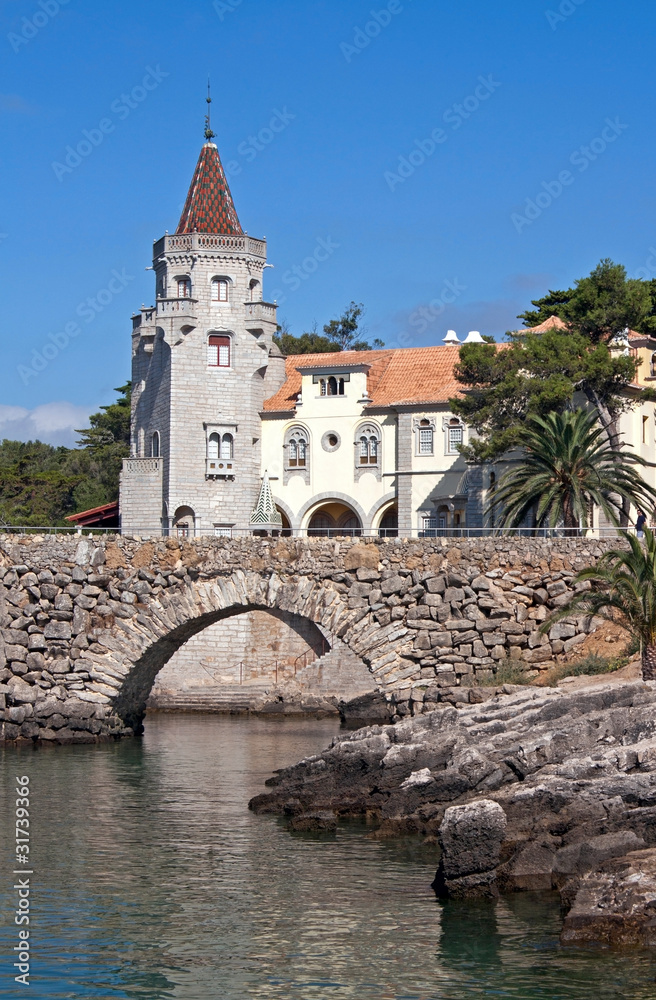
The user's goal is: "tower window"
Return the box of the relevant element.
[151,431,160,458]
[208,335,231,367]
[177,278,191,298]
[220,433,233,460]
[212,278,229,302]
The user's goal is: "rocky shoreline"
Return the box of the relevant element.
[250,679,656,946]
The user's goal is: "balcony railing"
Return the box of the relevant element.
[122,458,162,475]
[244,301,277,324]
[153,234,267,259]
[156,297,198,318]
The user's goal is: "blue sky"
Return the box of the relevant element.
[1,0,655,444]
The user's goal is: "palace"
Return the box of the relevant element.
[118,136,656,538]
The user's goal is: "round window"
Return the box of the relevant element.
[321,431,341,452]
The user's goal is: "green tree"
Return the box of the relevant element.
[0,384,131,525]
[488,409,656,533]
[546,529,656,679]
[273,303,384,354]
[452,260,656,467]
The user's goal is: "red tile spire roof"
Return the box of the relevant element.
[176,142,243,235]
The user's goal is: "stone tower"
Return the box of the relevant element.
[120,133,284,536]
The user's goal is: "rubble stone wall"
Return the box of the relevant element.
[0,533,621,743]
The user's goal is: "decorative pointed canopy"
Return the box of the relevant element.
[176,142,243,235]
[250,472,282,527]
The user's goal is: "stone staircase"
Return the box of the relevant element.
[147,682,270,713]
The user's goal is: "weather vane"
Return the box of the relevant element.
[204,79,216,141]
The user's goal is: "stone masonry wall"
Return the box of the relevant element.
[0,534,624,743]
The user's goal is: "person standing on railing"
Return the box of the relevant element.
[636,509,647,540]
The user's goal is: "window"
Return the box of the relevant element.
[651,352,656,377]
[220,434,233,460]
[287,435,307,467]
[176,523,189,538]
[643,415,649,445]
[208,432,220,460]
[212,278,229,302]
[359,436,378,464]
[284,427,310,481]
[151,431,160,458]
[289,438,306,469]
[208,335,230,367]
[419,428,433,454]
[328,376,338,396]
[177,278,191,298]
[249,279,260,302]
[448,424,463,453]
[213,524,232,537]
[315,373,348,396]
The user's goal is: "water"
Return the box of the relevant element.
[2,714,656,999]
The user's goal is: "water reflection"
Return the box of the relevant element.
[1,715,655,1000]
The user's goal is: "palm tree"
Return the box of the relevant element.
[487,409,656,533]
[546,529,656,679]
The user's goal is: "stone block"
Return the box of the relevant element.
[381,575,405,596]
[44,622,72,640]
[356,567,380,582]
[422,593,443,607]
[6,645,27,662]
[425,576,446,594]
[563,633,586,653]
[549,622,576,641]
[547,580,568,597]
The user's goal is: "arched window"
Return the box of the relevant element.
[320,379,327,396]
[177,278,191,298]
[208,432,220,460]
[355,423,381,474]
[249,279,260,302]
[327,376,338,396]
[220,433,233,460]
[651,352,656,377]
[208,335,231,367]
[211,278,229,302]
[285,427,309,480]
[151,431,160,458]
[338,378,345,395]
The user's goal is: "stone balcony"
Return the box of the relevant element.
[244,300,277,326]
[156,296,198,320]
[153,233,267,260]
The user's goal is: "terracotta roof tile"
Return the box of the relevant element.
[262,347,465,412]
[177,143,242,235]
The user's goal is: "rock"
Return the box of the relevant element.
[339,692,394,728]
[552,831,646,887]
[561,849,656,947]
[433,800,507,899]
[43,622,72,641]
[288,811,337,833]
[7,677,38,704]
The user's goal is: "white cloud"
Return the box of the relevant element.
[0,402,93,448]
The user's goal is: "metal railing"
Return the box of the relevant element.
[0,524,641,539]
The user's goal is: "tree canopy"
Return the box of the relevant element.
[273,301,384,355]
[451,260,656,463]
[0,383,131,527]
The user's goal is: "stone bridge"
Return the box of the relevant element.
[0,534,617,743]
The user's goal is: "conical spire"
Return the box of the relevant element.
[176,142,243,236]
[249,472,282,528]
